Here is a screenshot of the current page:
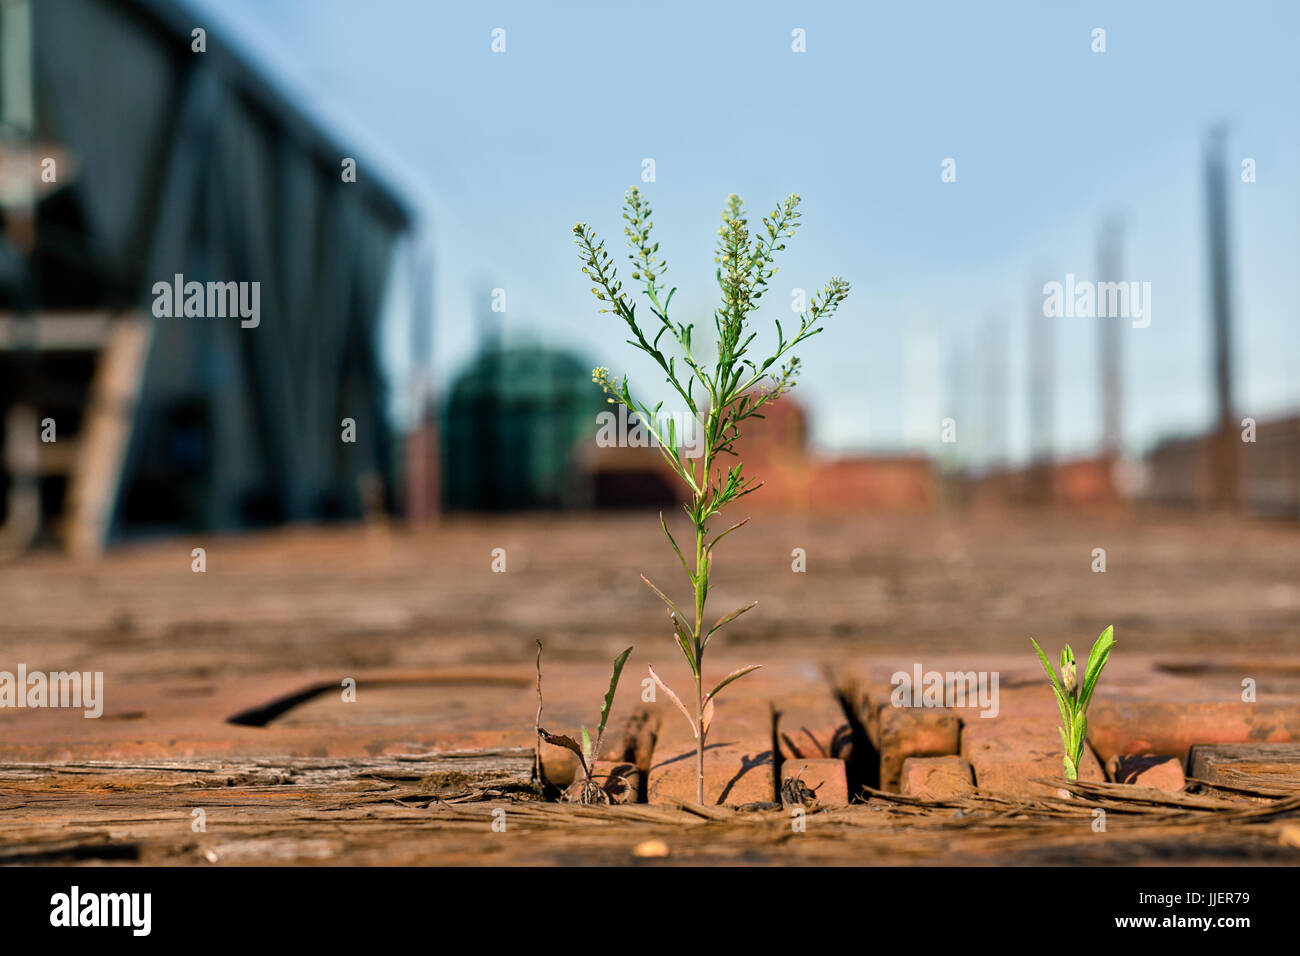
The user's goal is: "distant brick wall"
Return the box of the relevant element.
[1145,435,1214,506]
[1242,416,1300,516]
[964,458,1119,510]
[805,457,935,511]
[583,395,937,512]
[1144,414,1299,516]
[1051,458,1119,507]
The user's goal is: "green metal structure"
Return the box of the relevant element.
[0,0,414,552]
[442,345,602,511]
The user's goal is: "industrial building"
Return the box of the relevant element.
[0,0,414,556]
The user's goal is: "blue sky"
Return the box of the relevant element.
[184,0,1299,464]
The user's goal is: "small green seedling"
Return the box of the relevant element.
[537,646,633,803]
[575,188,849,803]
[1030,626,1116,780]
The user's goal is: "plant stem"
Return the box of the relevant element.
[690,411,717,806]
[693,520,706,804]
[694,690,705,804]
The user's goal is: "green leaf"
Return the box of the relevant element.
[705,516,750,552]
[704,601,757,646]
[1063,754,1078,781]
[658,512,693,583]
[1073,712,1088,766]
[669,612,698,673]
[1079,625,1115,713]
[597,646,634,741]
[580,726,592,761]
[705,664,762,704]
[1030,638,1071,732]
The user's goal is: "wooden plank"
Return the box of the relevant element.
[0,749,535,792]
[62,315,151,557]
[1189,743,1300,790]
[2,783,1297,867]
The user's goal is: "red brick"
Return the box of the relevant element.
[648,741,774,806]
[645,684,779,806]
[1089,701,1300,763]
[540,743,579,787]
[778,719,852,761]
[1105,753,1185,791]
[961,718,1103,799]
[901,755,975,799]
[780,758,848,805]
[541,744,642,792]
[876,707,960,791]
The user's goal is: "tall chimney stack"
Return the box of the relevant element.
[1097,215,1124,460]
[1028,274,1054,504]
[1204,125,1238,508]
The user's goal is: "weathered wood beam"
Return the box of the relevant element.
[1189,743,1300,790]
[0,749,535,792]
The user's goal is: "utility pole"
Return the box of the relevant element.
[1204,125,1238,509]
[983,313,1008,471]
[1097,215,1124,461]
[1028,274,1054,504]
[404,245,438,522]
[944,334,966,471]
